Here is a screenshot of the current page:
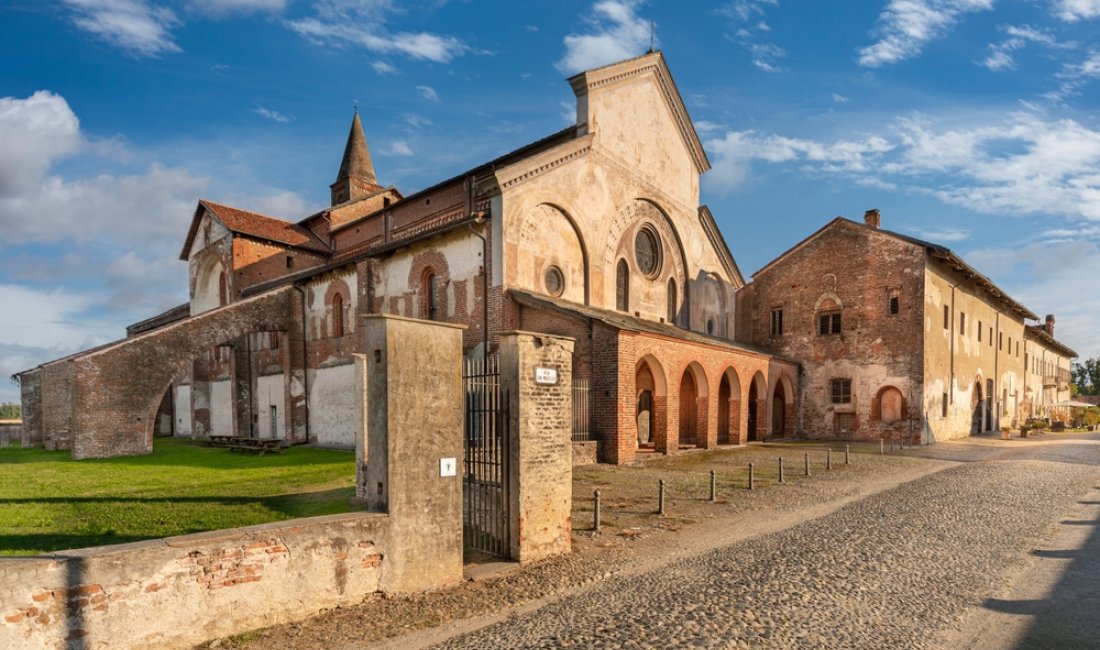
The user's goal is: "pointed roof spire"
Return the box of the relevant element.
[331,109,381,205]
[336,111,377,186]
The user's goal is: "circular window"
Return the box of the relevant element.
[634,226,661,277]
[545,266,564,297]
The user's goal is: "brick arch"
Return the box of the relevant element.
[747,370,768,442]
[717,367,742,444]
[872,385,906,423]
[770,372,795,437]
[69,288,297,459]
[408,249,450,320]
[323,277,352,338]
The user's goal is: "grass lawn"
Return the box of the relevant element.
[0,438,357,556]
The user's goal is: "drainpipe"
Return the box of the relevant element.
[948,281,960,407]
[466,175,490,361]
[994,309,1002,432]
[293,283,310,445]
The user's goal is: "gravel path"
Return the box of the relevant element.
[426,442,1100,649]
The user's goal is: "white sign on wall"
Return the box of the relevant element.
[535,367,559,385]
[440,458,457,477]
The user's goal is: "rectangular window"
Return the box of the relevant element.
[1003,389,1008,416]
[942,392,948,417]
[989,327,993,346]
[999,332,1003,350]
[835,413,856,433]
[889,296,899,315]
[831,378,852,404]
[960,312,966,336]
[1015,341,1019,357]
[819,311,841,335]
[943,305,949,329]
[770,308,784,336]
[978,321,982,342]
[285,255,294,269]
[1025,353,1029,370]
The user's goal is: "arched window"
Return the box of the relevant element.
[615,260,629,312]
[218,270,228,306]
[424,272,438,320]
[332,293,344,338]
[667,278,677,325]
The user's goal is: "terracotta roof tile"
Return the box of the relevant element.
[200,200,331,254]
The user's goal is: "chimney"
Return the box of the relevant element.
[1045,314,1055,336]
[864,208,880,229]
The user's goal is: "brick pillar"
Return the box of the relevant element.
[699,396,715,449]
[729,398,741,442]
[360,314,465,592]
[233,338,251,438]
[756,398,768,440]
[653,395,670,453]
[500,331,575,563]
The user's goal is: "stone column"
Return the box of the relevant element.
[500,331,575,564]
[359,314,465,593]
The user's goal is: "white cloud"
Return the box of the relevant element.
[912,227,970,241]
[371,60,398,74]
[403,113,432,128]
[0,92,82,197]
[1046,50,1100,101]
[287,1,469,63]
[980,25,1066,71]
[0,285,111,349]
[416,85,440,102]
[704,112,1100,221]
[858,0,994,68]
[1055,0,1100,21]
[719,0,784,72]
[254,106,292,123]
[556,1,652,75]
[62,0,181,57]
[383,139,414,156]
[188,0,286,17]
[832,93,851,103]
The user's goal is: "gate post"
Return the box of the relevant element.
[358,314,466,592]
[500,331,575,564]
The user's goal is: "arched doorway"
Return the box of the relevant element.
[717,368,741,445]
[636,363,655,446]
[986,379,994,432]
[679,371,698,447]
[747,381,759,442]
[748,371,767,441]
[971,379,983,435]
[718,375,730,444]
[771,381,786,437]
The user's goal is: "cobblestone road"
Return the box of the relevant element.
[428,437,1100,649]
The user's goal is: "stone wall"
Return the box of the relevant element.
[0,421,23,448]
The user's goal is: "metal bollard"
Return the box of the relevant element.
[658,479,666,516]
[804,451,811,476]
[709,470,717,502]
[748,462,755,490]
[827,449,832,470]
[846,444,850,465]
[778,457,785,484]
[594,490,601,534]
[880,438,884,455]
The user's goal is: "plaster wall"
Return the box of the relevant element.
[308,363,357,449]
[254,373,285,439]
[210,380,234,436]
[173,385,191,437]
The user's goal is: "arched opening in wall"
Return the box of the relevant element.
[635,355,667,451]
[668,278,678,326]
[332,293,344,338]
[748,371,767,442]
[877,386,904,423]
[971,379,983,435]
[616,260,629,312]
[718,368,742,445]
[679,371,698,447]
[771,381,787,437]
[218,270,228,306]
[637,364,654,446]
[423,270,438,320]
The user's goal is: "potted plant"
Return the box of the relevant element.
[1000,426,1011,440]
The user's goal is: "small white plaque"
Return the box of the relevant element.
[440,457,457,477]
[535,367,558,385]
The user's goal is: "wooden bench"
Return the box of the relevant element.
[207,436,284,455]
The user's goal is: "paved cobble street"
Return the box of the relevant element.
[224,433,1100,650]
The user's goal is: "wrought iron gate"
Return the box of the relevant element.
[463,355,510,557]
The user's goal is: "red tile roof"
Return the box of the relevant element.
[201,200,331,254]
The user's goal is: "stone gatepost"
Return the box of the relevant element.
[356,314,465,593]
[500,331,575,563]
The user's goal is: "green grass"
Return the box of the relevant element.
[0,438,357,556]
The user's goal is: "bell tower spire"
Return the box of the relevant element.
[330,107,381,206]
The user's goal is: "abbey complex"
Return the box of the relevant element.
[13,52,1076,461]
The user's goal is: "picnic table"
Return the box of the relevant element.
[207,435,284,455]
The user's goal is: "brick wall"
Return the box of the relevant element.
[17,370,41,446]
[70,289,297,459]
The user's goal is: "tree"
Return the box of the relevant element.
[1073,358,1100,395]
[0,402,20,419]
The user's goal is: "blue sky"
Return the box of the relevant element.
[2,0,1099,403]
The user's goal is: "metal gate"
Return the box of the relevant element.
[463,355,510,557]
